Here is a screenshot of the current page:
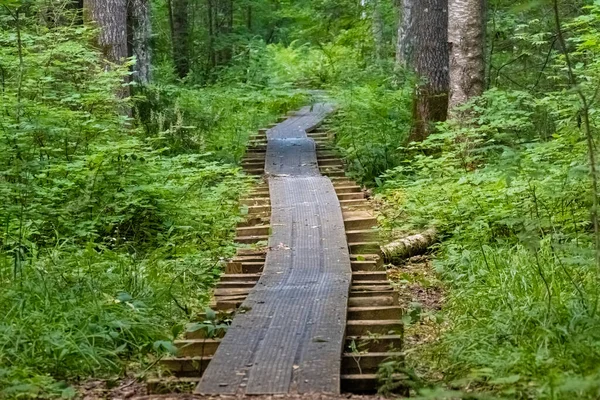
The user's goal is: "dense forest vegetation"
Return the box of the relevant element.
[1,0,600,398]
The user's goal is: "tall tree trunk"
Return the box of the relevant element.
[399,0,449,140]
[396,0,414,66]
[207,0,216,70]
[171,0,190,78]
[128,0,152,85]
[372,0,384,60]
[83,0,129,101]
[448,0,486,111]
[83,0,128,64]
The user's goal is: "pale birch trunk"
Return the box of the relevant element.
[396,0,414,67]
[448,0,486,111]
[129,0,152,85]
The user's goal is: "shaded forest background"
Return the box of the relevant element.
[2,0,600,398]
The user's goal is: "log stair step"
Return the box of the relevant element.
[345,335,403,353]
[342,352,404,374]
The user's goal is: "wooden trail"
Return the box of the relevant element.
[151,105,405,396]
[197,105,352,394]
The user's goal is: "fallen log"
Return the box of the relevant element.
[380,228,437,264]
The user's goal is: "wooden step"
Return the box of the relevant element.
[238,216,269,227]
[349,242,381,254]
[335,185,362,194]
[160,357,212,376]
[351,260,383,271]
[348,296,396,307]
[338,192,365,201]
[174,339,221,357]
[342,352,404,374]
[350,254,383,267]
[225,261,264,274]
[345,335,403,353]
[216,281,258,289]
[322,170,346,177]
[235,235,269,244]
[351,290,398,301]
[346,320,403,336]
[352,271,388,281]
[344,216,377,230]
[348,306,402,320]
[236,225,270,236]
[346,229,377,242]
[220,273,261,282]
[232,254,266,262]
[246,205,270,214]
[340,199,369,208]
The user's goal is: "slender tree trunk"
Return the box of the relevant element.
[403,0,449,140]
[83,0,128,64]
[372,0,384,60]
[128,0,152,85]
[171,0,190,78]
[207,0,216,70]
[396,0,414,67]
[448,0,486,111]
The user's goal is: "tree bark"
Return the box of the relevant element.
[171,0,190,78]
[406,0,449,141]
[128,0,152,85]
[381,228,437,264]
[83,0,128,64]
[396,0,414,67]
[372,0,384,60]
[448,0,486,111]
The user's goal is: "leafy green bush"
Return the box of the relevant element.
[329,83,413,184]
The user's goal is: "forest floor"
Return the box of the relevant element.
[75,255,444,399]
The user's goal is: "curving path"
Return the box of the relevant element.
[196,104,353,395]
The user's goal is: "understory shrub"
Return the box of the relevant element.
[377,87,600,399]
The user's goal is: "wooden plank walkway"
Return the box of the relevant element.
[196,104,353,395]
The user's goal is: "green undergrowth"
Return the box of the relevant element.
[315,6,600,398]
[0,9,304,398]
[375,89,600,399]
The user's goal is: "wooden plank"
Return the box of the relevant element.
[198,104,350,395]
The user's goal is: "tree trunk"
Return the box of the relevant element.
[83,0,128,64]
[372,0,384,60]
[448,0,486,112]
[83,0,129,102]
[396,0,414,67]
[405,0,449,141]
[128,0,152,85]
[381,228,437,264]
[171,0,190,78]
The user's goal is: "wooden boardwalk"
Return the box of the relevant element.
[196,104,353,395]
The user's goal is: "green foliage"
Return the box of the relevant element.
[0,4,301,397]
[378,84,600,398]
[330,82,413,184]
